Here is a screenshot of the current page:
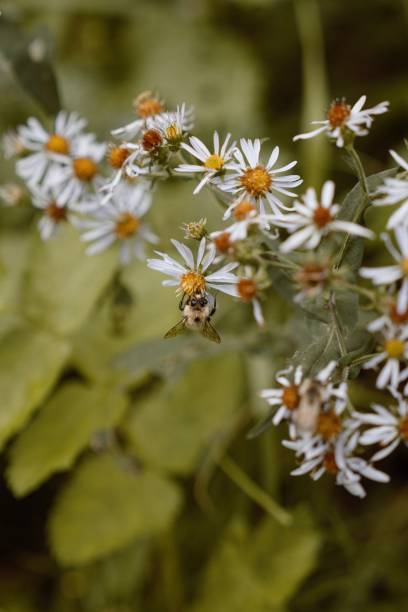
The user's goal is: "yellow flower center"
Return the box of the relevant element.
[45,134,70,155]
[73,157,98,182]
[237,278,257,301]
[326,100,351,128]
[240,165,271,197]
[180,271,206,296]
[204,154,225,171]
[401,258,408,275]
[45,202,66,222]
[165,123,181,142]
[107,146,131,169]
[233,200,256,220]
[399,416,408,441]
[282,385,300,411]
[316,410,342,441]
[115,213,140,239]
[384,338,405,359]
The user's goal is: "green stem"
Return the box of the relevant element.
[217,454,292,526]
[345,143,370,196]
[328,292,349,380]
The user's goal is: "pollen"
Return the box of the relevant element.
[390,303,408,324]
[142,129,162,151]
[323,451,339,475]
[134,92,163,118]
[45,134,70,155]
[73,157,97,182]
[237,278,257,301]
[107,146,131,169]
[240,166,271,197]
[399,416,408,441]
[326,100,351,128]
[282,385,300,411]
[214,232,232,253]
[180,271,206,296]
[45,202,66,222]
[233,200,256,221]
[384,338,405,359]
[316,410,342,441]
[313,206,332,228]
[115,213,140,239]
[204,154,225,171]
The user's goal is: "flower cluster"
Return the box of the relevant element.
[4,89,408,499]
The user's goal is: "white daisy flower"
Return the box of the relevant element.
[45,133,106,206]
[111,91,165,140]
[219,138,302,216]
[2,129,25,159]
[372,149,408,229]
[74,183,157,264]
[288,430,389,498]
[0,183,25,207]
[150,103,194,149]
[211,199,273,243]
[363,320,408,389]
[352,391,408,462]
[31,185,70,240]
[147,237,239,297]
[235,272,265,327]
[176,131,237,194]
[15,112,87,187]
[360,227,408,314]
[259,365,304,426]
[102,142,146,197]
[273,181,374,253]
[293,95,389,148]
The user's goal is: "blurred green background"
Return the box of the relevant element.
[0,1,407,611]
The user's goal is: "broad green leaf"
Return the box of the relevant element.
[190,507,320,612]
[7,382,128,497]
[23,225,117,336]
[0,230,32,316]
[48,453,182,565]
[0,14,60,114]
[0,325,70,450]
[122,352,245,475]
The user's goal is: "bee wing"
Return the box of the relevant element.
[164,318,187,339]
[200,320,221,344]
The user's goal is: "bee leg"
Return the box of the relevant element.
[210,295,217,317]
[179,293,186,311]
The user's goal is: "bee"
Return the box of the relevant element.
[292,379,324,435]
[164,291,221,343]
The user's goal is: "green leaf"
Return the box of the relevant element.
[7,382,128,497]
[0,325,70,451]
[122,352,245,475]
[23,225,117,336]
[190,507,320,612]
[48,453,182,566]
[0,14,60,115]
[0,230,32,317]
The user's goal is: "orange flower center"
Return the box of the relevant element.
[240,165,272,197]
[214,232,232,253]
[45,202,66,222]
[180,271,206,296]
[237,278,257,301]
[73,157,97,182]
[326,101,351,128]
[384,338,405,359]
[282,385,300,411]
[399,416,408,441]
[323,451,339,475]
[136,96,163,118]
[115,213,140,239]
[233,200,256,221]
[390,303,408,324]
[107,146,131,169]
[142,129,163,151]
[401,257,408,276]
[204,154,225,171]
[45,133,70,155]
[316,410,342,441]
[313,206,332,229]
